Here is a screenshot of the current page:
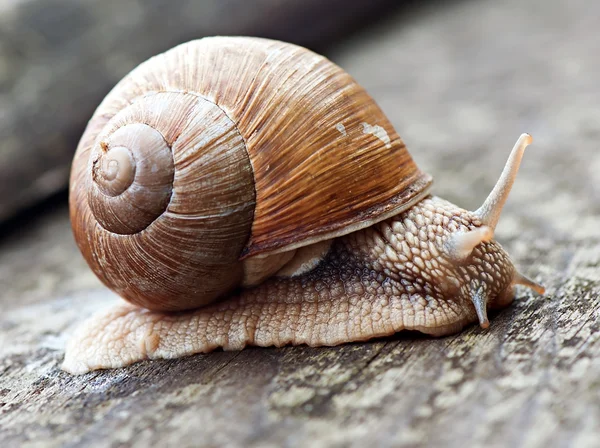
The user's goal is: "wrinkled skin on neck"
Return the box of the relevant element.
[62,196,523,374]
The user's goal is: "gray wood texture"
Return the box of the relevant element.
[0,0,397,222]
[1,0,599,446]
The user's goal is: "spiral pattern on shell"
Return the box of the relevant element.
[88,123,174,234]
[69,37,431,311]
[72,90,256,310]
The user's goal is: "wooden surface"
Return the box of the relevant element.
[1,0,599,446]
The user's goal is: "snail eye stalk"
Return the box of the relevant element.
[474,133,533,230]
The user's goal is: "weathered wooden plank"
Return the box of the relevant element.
[1,0,600,446]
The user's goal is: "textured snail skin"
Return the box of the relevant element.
[63,197,521,375]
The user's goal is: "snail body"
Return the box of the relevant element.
[63,37,544,374]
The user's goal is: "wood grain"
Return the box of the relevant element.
[1,0,599,446]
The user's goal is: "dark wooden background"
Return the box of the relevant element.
[1,0,599,446]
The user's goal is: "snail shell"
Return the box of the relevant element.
[69,36,432,311]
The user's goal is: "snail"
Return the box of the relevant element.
[62,36,545,375]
